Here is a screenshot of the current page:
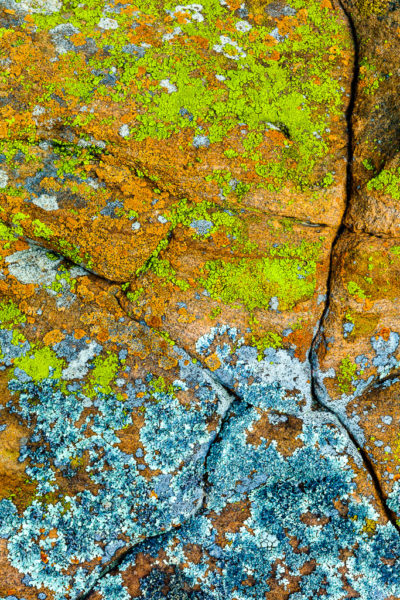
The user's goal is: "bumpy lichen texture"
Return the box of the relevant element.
[0,0,351,279]
[2,0,400,598]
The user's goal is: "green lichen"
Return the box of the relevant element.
[47,266,77,294]
[147,257,190,291]
[0,185,27,199]
[32,219,53,240]
[355,0,390,14]
[200,240,321,312]
[136,238,170,277]
[251,332,284,361]
[85,352,119,396]
[0,220,19,245]
[337,356,358,395]
[0,300,26,327]
[58,240,82,265]
[126,288,144,304]
[0,140,38,167]
[349,313,379,340]
[366,166,400,201]
[347,281,368,300]
[11,212,29,236]
[11,330,26,347]
[359,57,389,96]
[154,329,175,347]
[362,158,375,172]
[147,375,177,402]
[25,0,349,195]
[14,346,64,382]
[202,258,312,312]
[210,307,222,320]
[167,198,257,250]
[52,140,105,180]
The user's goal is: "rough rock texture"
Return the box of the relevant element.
[342,0,400,236]
[1,0,400,599]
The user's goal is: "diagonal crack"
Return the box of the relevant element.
[76,402,245,600]
[68,289,244,599]
[4,6,400,599]
[76,526,180,600]
[78,22,400,584]
[310,0,400,534]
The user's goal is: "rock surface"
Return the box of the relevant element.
[1,0,400,599]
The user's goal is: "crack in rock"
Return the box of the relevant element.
[2,1,400,597]
[310,0,400,535]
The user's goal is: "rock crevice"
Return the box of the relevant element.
[311,0,400,534]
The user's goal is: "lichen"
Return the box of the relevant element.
[367,166,400,201]
[14,345,64,381]
[337,355,358,395]
[201,240,322,312]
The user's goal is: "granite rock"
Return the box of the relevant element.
[1,0,400,599]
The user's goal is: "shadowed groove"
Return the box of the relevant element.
[310,0,400,534]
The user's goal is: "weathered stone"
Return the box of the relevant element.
[2,0,400,598]
[313,230,400,407]
[341,0,400,236]
[0,0,351,282]
[312,229,400,528]
[85,402,400,599]
[121,210,333,364]
[0,227,234,596]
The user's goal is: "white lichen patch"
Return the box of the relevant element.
[235,20,252,32]
[193,134,210,148]
[98,17,119,30]
[50,24,80,54]
[270,27,285,43]
[171,4,204,23]
[162,26,182,42]
[160,78,177,93]
[247,348,313,413]
[77,136,106,149]
[118,124,130,138]
[62,341,100,380]
[5,245,62,286]
[32,105,46,117]
[269,296,279,311]
[3,0,62,14]
[213,36,246,60]
[0,169,8,189]
[32,194,59,212]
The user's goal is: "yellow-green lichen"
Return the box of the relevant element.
[147,257,190,291]
[367,167,400,201]
[0,300,26,327]
[337,356,358,395]
[32,219,54,240]
[14,346,64,382]
[347,281,368,300]
[251,332,284,361]
[201,241,321,312]
[23,0,350,196]
[85,352,120,396]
